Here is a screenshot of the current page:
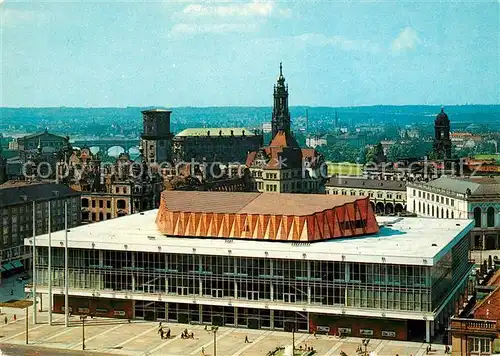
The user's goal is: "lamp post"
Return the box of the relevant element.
[292,326,295,353]
[211,326,219,356]
[80,315,88,350]
[362,338,370,356]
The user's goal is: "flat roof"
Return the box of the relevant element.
[163,191,362,216]
[26,211,474,266]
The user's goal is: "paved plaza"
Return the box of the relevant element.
[0,301,450,356]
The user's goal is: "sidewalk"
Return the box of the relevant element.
[0,298,450,356]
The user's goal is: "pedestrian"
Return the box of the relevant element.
[204,325,208,331]
[244,335,249,343]
[160,330,164,339]
[4,316,7,324]
[313,330,317,338]
[158,327,162,334]
[13,314,16,321]
[159,321,162,328]
[166,329,171,339]
[128,318,131,324]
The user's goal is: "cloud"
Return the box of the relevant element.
[175,0,290,18]
[391,27,421,52]
[294,33,380,53]
[170,22,259,35]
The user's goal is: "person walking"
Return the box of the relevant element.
[4,316,7,324]
[244,335,250,343]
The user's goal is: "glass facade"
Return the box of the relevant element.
[33,244,468,314]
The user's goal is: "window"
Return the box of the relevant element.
[451,199,454,207]
[469,337,490,354]
[123,187,128,194]
[82,198,89,208]
[413,189,416,196]
[117,200,126,209]
[115,187,120,193]
[474,207,482,227]
[418,191,421,198]
[107,201,111,209]
[99,200,103,208]
[487,207,495,227]
[387,193,392,199]
[446,198,449,205]
[91,200,96,208]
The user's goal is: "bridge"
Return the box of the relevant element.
[71,139,141,155]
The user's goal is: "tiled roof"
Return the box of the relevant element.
[175,128,256,137]
[326,177,406,191]
[162,190,361,216]
[246,131,321,169]
[426,176,500,197]
[0,181,80,208]
[157,191,378,241]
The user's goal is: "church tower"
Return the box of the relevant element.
[271,62,291,138]
[433,107,452,159]
[141,109,173,164]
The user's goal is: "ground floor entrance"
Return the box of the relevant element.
[133,302,309,332]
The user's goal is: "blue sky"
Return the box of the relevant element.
[1,0,498,107]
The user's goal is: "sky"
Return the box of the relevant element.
[1,0,499,107]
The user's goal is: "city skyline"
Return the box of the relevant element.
[1,0,499,107]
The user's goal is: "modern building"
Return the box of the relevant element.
[326,177,407,215]
[172,128,262,164]
[450,269,500,355]
[27,190,475,342]
[68,148,163,223]
[0,181,80,276]
[246,64,326,193]
[407,176,500,260]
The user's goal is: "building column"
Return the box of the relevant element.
[234,282,238,299]
[307,261,311,304]
[270,310,274,330]
[199,256,203,296]
[430,321,435,338]
[235,307,238,327]
[199,304,203,324]
[131,252,135,292]
[270,260,274,301]
[425,320,431,343]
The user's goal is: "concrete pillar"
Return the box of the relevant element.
[270,284,274,302]
[234,282,238,298]
[131,252,135,292]
[270,310,274,329]
[235,307,238,327]
[431,321,435,337]
[425,320,431,343]
[307,261,311,303]
[199,256,203,296]
[199,304,202,324]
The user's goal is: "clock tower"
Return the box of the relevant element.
[141,109,173,164]
[271,62,291,138]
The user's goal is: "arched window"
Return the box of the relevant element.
[432,206,435,217]
[446,210,449,219]
[441,208,444,219]
[413,200,416,212]
[451,211,454,219]
[487,207,495,227]
[419,201,421,213]
[474,207,482,227]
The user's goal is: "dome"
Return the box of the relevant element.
[435,107,449,124]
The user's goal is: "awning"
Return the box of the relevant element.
[10,260,23,268]
[2,263,15,271]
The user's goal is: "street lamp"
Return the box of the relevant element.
[362,338,370,356]
[80,315,88,350]
[211,326,219,356]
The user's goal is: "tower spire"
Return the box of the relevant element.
[279,62,283,76]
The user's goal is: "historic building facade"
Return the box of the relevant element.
[172,128,262,164]
[433,108,452,159]
[68,147,163,224]
[141,109,173,165]
[407,176,500,260]
[0,181,80,276]
[326,177,407,215]
[246,64,326,193]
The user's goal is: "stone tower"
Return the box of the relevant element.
[271,62,291,138]
[141,109,173,164]
[433,107,452,159]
